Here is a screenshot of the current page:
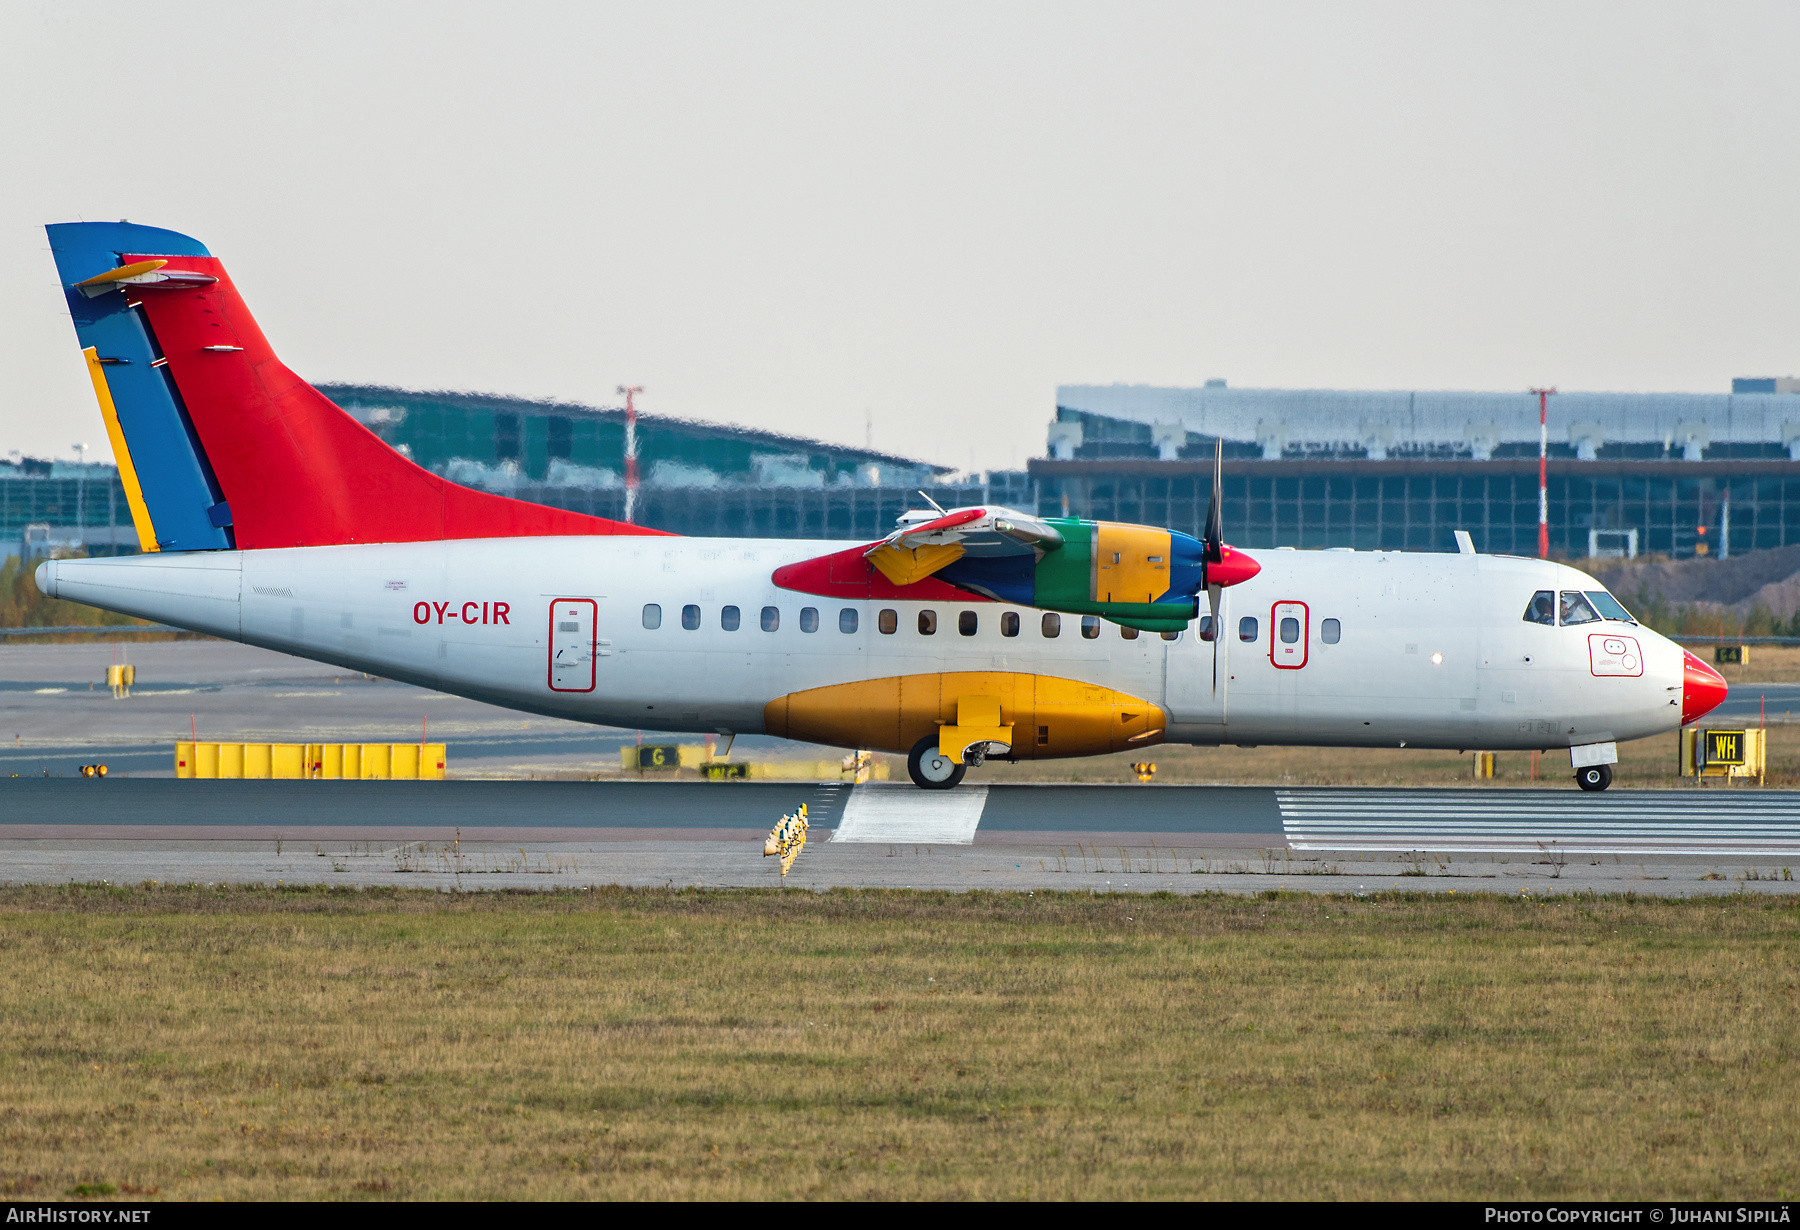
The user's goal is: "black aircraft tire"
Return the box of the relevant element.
[1575,764,1613,792]
[907,736,967,790]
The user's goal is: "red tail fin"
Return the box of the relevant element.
[121,250,667,548]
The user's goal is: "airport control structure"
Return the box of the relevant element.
[9,374,1800,563]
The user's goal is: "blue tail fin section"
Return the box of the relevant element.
[47,222,232,552]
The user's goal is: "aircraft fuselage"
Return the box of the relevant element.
[38,538,1690,754]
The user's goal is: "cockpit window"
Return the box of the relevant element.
[1584,590,1636,623]
[1523,590,1555,626]
[1559,591,1601,626]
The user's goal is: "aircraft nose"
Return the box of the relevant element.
[1682,650,1728,725]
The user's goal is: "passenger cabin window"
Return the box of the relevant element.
[681,604,700,630]
[1559,591,1601,626]
[1321,617,1341,644]
[838,608,858,633]
[1585,591,1636,623]
[1119,625,1140,640]
[1239,616,1259,642]
[1523,590,1555,626]
[721,605,740,631]
[799,607,819,633]
[1080,616,1100,639]
[878,608,897,634]
[642,603,661,629]
[1161,630,1181,641]
[959,610,978,636]
[1279,616,1300,644]
[918,610,938,635]
[1041,612,1061,638]
[1197,615,1216,642]
[761,606,780,632]
[1001,612,1020,637]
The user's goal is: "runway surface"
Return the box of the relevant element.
[1711,682,1800,723]
[5,641,1799,895]
[1278,787,1800,855]
[2,778,1797,897]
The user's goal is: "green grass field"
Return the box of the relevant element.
[0,884,1795,1200]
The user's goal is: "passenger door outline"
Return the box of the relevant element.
[548,598,598,692]
[1270,600,1308,670]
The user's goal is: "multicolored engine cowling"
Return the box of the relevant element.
[935,517,1206,633]
[772,506,1258,633]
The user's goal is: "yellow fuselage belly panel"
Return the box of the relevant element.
[764,671,1165,759]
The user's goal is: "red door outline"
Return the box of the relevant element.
[547,599,598,693]
[1270,601,1309,669]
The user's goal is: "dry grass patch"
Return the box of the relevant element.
[0,884,1795,1200]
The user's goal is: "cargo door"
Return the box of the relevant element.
[548,598,597,692]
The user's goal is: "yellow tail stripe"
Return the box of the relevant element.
[82,346,158,553]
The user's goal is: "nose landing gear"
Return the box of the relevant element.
[1575,763,1613,792]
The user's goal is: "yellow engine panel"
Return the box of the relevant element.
[865,540,966,586]
[1094,522,1173,604]
[764,672,1164,759]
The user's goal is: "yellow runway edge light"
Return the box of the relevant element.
[763,803,809,877]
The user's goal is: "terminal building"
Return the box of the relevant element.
[1035,382,1800,559]
[8,378,1799,563]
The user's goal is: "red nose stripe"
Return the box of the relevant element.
[1681,651,1728,725]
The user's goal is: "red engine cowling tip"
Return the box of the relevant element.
[1682,650,1728,725]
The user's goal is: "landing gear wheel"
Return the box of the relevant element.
[1575,764,1613,792]
[907,736,967,790]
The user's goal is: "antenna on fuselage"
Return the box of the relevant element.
[918,490,947,515]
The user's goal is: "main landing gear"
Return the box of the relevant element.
[907,736,967,790]
[1575,764,1613,792]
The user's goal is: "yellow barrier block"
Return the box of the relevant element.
[271,744,304,779]
[173,741,447,781]
[360,743,391,780]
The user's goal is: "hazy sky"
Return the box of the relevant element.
[3,2,1797,471]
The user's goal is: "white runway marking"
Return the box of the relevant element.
[832,784,988,845]
[1279,789,1800,855]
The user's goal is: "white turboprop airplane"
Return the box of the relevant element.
[33,222,1727,791]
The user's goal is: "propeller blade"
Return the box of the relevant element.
[1208,582,1222,693]
[1203,438,1224,564]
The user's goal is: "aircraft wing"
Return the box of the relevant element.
[864,505,1064,586]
